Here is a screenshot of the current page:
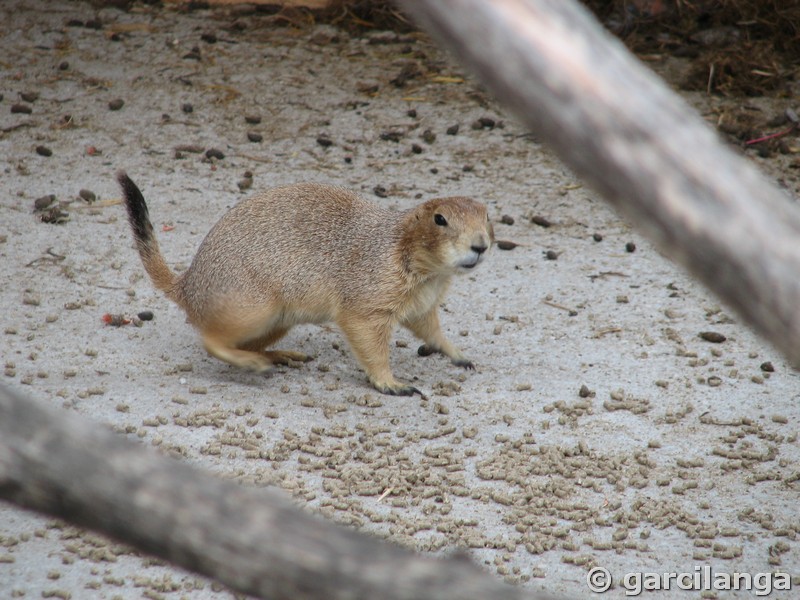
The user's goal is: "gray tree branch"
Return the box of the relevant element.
[0,384,546,600]
[398,0,800,366]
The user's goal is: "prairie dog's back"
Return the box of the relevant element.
[175,183,403,317]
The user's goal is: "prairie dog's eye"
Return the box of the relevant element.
[434,214,448,226]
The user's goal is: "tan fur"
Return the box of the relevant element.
[120,176,493,395]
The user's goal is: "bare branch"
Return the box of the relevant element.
[0,384,544,600]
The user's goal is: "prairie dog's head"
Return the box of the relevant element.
[406,197,494,275]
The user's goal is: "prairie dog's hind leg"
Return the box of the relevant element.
[203,332,274,372]
[238,327,312,365]
[198,302,284,372]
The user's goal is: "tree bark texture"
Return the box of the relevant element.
[398,0,800,366]
[0,384,547,600]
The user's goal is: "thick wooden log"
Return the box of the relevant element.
[399,0,800,366]
[0,384,544,600]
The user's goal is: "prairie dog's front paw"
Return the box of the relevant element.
[451,357,475,370]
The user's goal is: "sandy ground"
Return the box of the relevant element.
[1,1,799,598]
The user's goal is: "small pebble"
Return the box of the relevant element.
[58,61,69,71]
[422,129,436,144]
[496,240,519,251]
[201,32,217,44]
[760,361,774,372]
[245,115,261,124]
[472,116,496,130]
[373,185,388,198]
[108,98,125,111]
[406,108,417,118]
[20,91,39,103]
[182,103,193,113]
[381,131,402,142]
[316,135,333,147]
[137,311,154,321]
[446,124,459,135]
[530,215,551,228]
[205,148,225,160]
[247,132,263,143]
[411,143,423,154]
[699,331,726,343]
[592,233,603,242]
[544,250,558,260]
[34,195,56,211]
[11,103,32,114]
[78,189,96,203]
[36,145,52,157]
[500,214,515,225]
[625,241,637,253]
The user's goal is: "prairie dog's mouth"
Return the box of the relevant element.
[458,254,482,270]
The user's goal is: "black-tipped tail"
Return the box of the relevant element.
[118,171,153,246]
[117,171,177,294]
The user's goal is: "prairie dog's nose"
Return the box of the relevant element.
[471,243,488,255]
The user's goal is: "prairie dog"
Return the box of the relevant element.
[118,173,493,395]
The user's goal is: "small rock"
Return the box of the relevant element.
[380,131,403,143]
[205,148,225,160]
[35,145,52,157]
[472,116,496,130]
[247,132,263,143]
[201,32,217,44]
[593,233,603,242]
[245,115,261,124]
[500,214,515,225]
[390,62,421,87]
[20,91,39,103]
[356,81,379,94]
[137,310,154,321]
[699,331,726,343]
[11,103,32,114]
[760,361,775,372]
[108,98,125,111]
[183,47,202,61]
[182,103,193,113]
[373,185,388,198]
[625,241,637,253]
[531,215,551,228]
[406,109,417,118]
[544,250,558,260]
[411,143,423,154]
[316,135,333,147]
[58,61,69,71]
[78,189,96,203]
[421,129,436,144]
[34,195,56,211]
[446,124,459,135]
[496,240,518,251]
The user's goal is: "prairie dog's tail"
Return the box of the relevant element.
[117,172,177,295]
